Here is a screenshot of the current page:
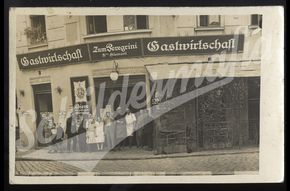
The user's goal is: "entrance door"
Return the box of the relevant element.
[196,78,248,150]
[197,85,233,150]
[153,79,198,154]
[32,83,53,147]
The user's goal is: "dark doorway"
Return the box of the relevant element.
[32,83,53,147]
[94,75,150,148]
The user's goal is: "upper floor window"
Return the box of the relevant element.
[123,15,148,31]
[24,15,47,45]
[251,14,262,28]
[86,16,107,34]
[198,15,221,27]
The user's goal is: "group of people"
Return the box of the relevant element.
[48,106,154,153]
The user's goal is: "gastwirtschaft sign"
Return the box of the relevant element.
[16,44,90,70]
[143,34,244,56]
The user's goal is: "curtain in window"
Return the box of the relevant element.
[199,15,220,27]
[87,16,107,34]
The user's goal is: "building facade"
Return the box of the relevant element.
[15,15,261,153]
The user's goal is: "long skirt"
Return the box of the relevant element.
[104,125,115,150]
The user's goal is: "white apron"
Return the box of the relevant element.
[95,121,104,143]
[125,113,136,136]
[86,121,98,144]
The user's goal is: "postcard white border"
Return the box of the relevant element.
[9,6,284,184]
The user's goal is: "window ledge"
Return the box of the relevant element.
[194,27,225,31]
[83,29,152,39]
[248,25,260,29]
[28,43,48,49]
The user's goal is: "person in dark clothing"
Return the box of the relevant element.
[77,116,87,152]
[114,107,127,151]
[135,109,145,148]
[103,111,115,150]
[186,124,194,153]
[65,113,78,152]
[144,108,154,150]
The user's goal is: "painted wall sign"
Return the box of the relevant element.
[70,76,91,115]
[16,35,245,70]
[16,44,90,70]
[88,39,142,61]
[143,34,244,56]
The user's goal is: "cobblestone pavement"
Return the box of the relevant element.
[15,161,83,176]
[92,152,259,174]
[15,152,258,176]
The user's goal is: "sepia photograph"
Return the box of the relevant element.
[8,7,284,184]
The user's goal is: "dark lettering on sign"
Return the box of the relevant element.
[88,39,142,61]
[143,34,244,56]
[16,44,90,70]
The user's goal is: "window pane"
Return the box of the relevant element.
[124,15,136,31]
[86,16,95,34]
[94,16,107,33]
[251,14,259,25]
[87,16,107,34]
[208,15,220,26]
[136,15,148,29]
[37,94,53,112]
[31,16,45,31]
[29,15,46,44]
[199,15,208,27]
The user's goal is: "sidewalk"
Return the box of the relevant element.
[16,146,259,161]
[15,148,259,176]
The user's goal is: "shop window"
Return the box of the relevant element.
[24,15,47,45]
[198,15,221,27]
[250,14,262,28]
[123,15,149,31]
[94,75,146,114]
[247,77,260,145]
[86,16,107,34]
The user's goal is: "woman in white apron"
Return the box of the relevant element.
[85,115,98,152]
[125,108,136,148]
[95,117,104,151]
